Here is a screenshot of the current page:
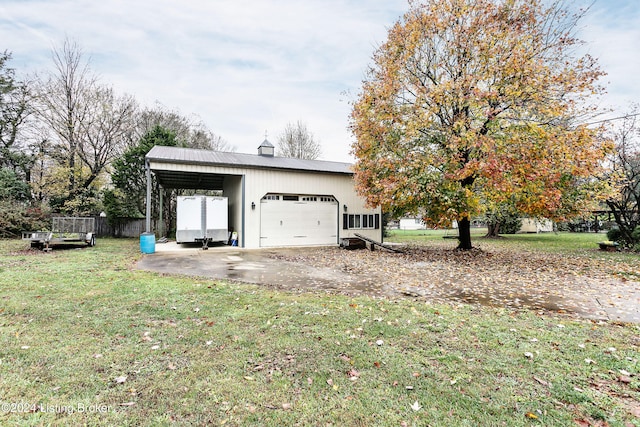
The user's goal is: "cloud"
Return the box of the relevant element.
[1,0,637,161]
[1,0,407,160]
[581,0,640,113]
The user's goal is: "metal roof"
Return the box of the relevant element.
[145,145,354,190]
[146,146,354,174]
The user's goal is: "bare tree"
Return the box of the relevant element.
[133,105,234,151]
[276,121,321,159]
[33,38,138,212]
[605,107,640,245]
[187,122,233,151]
[77,86,137,189]
[0,51,34,181]
[34,38,97,195]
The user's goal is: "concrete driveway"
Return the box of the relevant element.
[136,242,640,324]
[137,242,384,296]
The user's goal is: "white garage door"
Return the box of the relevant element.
[260,195,338,247]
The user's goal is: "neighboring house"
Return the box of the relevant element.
[399,217,427,230]
[519,218,554,233]
[144,140,382,249]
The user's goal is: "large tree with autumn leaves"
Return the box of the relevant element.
[350,0,613,249]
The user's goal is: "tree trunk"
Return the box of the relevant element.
[457,217,473,250]
[485,221,500,238]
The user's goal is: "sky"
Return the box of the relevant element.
[1,0,638,163]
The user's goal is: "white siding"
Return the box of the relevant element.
[149,161,382,248]
[399,218,426,230]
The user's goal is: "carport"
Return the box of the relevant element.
[145,146,247,246]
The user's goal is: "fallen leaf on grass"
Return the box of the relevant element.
[120,402,136,407]
[347,369,360,380]
[282,403,292,410]
[534,376,551,387]
[525,412,538,419]
[618,375,632,384]
[339,354,351,362]
[410,401,422,411]
[114,375,128,384]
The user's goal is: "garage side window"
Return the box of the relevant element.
[343,214,380,230]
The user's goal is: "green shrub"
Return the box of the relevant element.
[0,201,50,238]
[499,215,523,234]
[606,228,622,242]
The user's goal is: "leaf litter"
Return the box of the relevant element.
[267,245,640,323]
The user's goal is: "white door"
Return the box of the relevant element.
[260,196,338,247]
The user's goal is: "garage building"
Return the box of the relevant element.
[144,141,382,248]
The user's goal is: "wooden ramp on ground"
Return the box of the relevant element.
[353,233,403,253]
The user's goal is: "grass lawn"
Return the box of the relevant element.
[385,228,605,251]
[386,229,640,261]
[1,237,639,426]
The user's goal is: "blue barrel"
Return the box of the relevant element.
[140,232,156,254]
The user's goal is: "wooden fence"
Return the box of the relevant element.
[95,217,147,238]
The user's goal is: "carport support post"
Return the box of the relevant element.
[145,159,152,234]
[158,186,164,237]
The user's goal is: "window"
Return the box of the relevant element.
[262,194,280,201]
[302,196,317,202]
[343,214,380,230]
[282,195,299,201]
